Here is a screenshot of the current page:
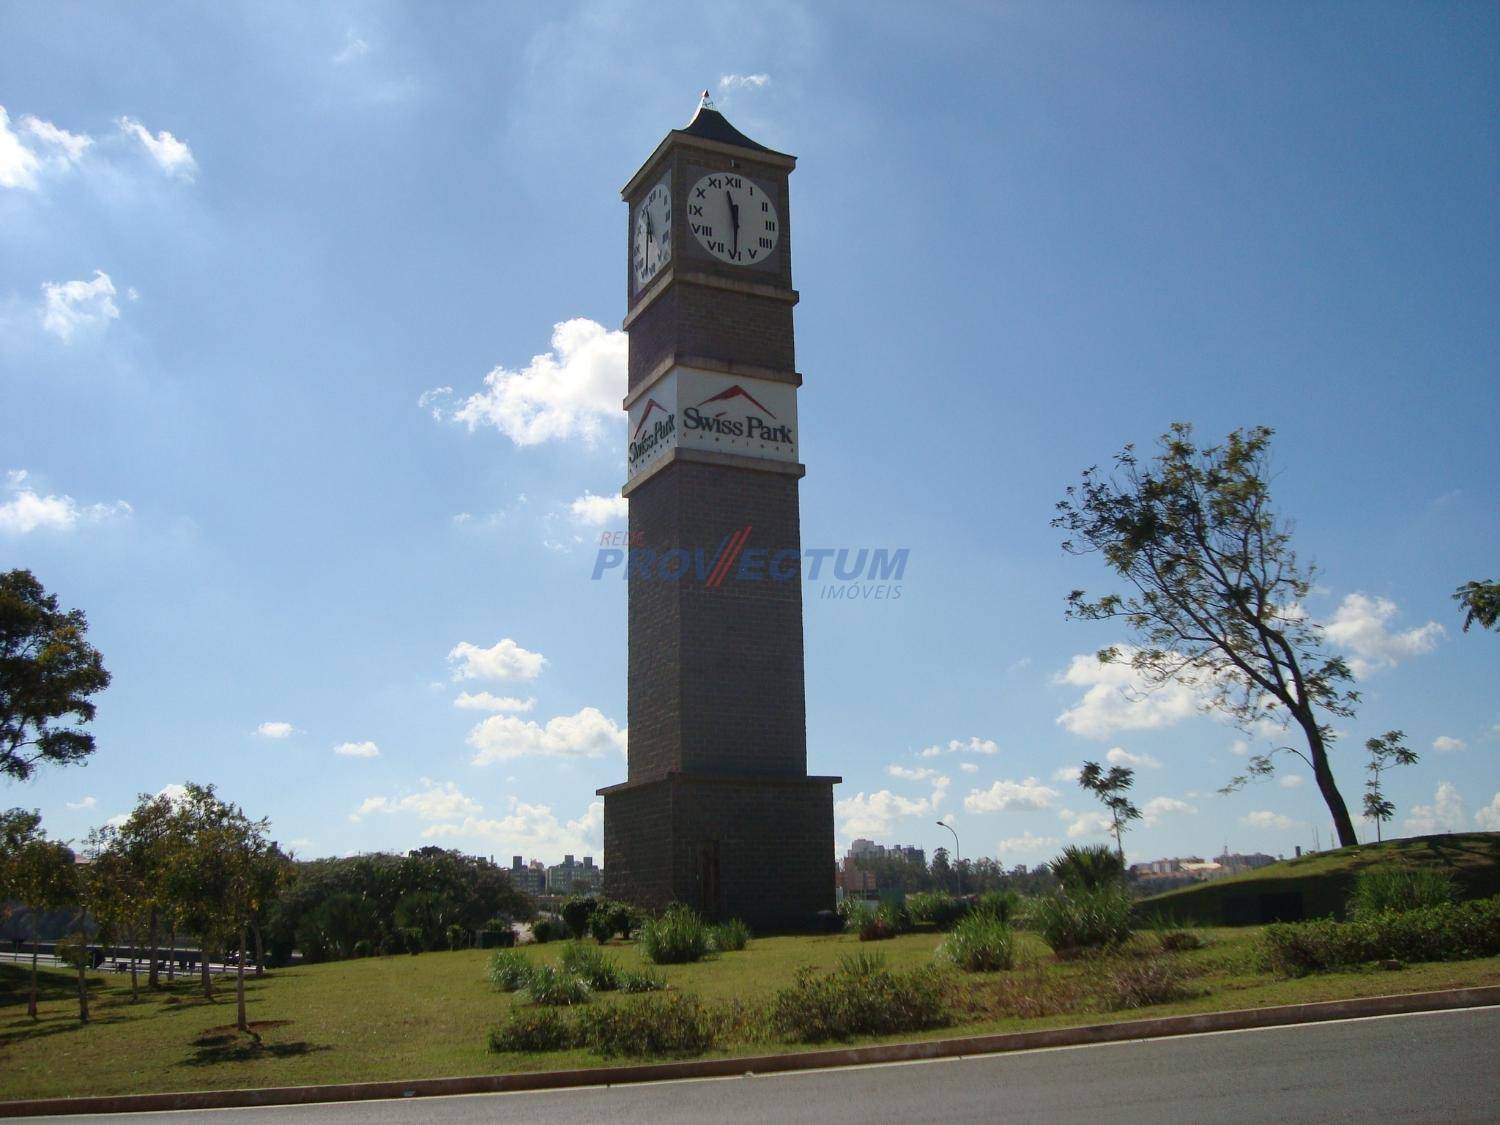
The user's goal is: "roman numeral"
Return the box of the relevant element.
[761,201,769,212]
[689,204,703,216]
[758,236,772,249]
[764,220,777,232]
[691,223,713,236]
[695,187,706,199]
[707,176,721,189]
[747,248,758,260]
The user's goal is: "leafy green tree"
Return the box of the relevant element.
[115,791,180,989]
[1453,579,1499,633]
[0,570,111,782]
[82,823,152,1002]
[1362,730,1419,843]
[1077,762,1142,860]
[11,829,77,1018]
[1054,424,1362,846]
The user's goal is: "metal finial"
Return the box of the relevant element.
[698,89,717,111]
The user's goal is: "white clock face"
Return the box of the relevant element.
[688,172,779,266]
[632,177,671,290]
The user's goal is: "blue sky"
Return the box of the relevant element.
[3,2,1497,870]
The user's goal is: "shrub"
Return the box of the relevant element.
[974,890,1021,926]
[1049,844,1125,893]
[521,963,591,1006]
[486,949,533,992]
[587,899,637,944]
[559,941,620,991]
[619,967,668,993]
[1158,930,1204,953]
[575,992,720,1057]
[1034,885,1134,954]
[709,918,751,952]
[352,939,373,959]
[639,905,712,964]
[837,951,888,977]
[529,917,563,944]
[1108,955,1190,1009]
[1263,896,1500,976]
[487,1007,577,1053]
[1348,868,1456,919]
[938,913,1016,972]
[400,926,425,955]
[840,899,875,934]
[560,897,599,940]
[446,923,468,951]
[854,900,913,940]
[55,934,89,969]
[768,962,950,1043]
[907,891,969,930]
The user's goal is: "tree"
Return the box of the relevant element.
[1049,844,1125,893]
[1054,424,1363,847]
[82,823,152,1002]
[1362,730,1419,843]
[1453,579,1499,634]
[10,828,77,1018]
[1077,762,1142,860]
[115,791,180,989]
[0,570,111,782]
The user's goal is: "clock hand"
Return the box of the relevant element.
[726,190,739,255]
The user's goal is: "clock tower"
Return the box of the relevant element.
[599,94,838,931]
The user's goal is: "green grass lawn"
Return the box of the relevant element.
[1136,832,1500,926]
[4,926,1499,1103]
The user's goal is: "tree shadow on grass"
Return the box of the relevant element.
[0,1011,128,1047]
[181,1021,330,1068]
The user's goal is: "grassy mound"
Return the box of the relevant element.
[1135,832,1500,927]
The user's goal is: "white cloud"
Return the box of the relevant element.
[334,33,370,64]
[423,796,604,854]
[568,491,627,525]
[964,777,1059,814]
[333,740,380,758]
[1106,746,1162,770]
[1279,775,1303,788]
[887,765,943,782]
[0,107,42,189]
[1059,808,1114,839]
[1055,648,1202,739]
[995,831,1061,857]
[448,638,547,682]
[453,692,535,713]
[450,318,626,446]
[719,74,771,91]
[468,707,626,763]
[418,386,452,419]
[24,115,92,163]
[959,762,979,774]
[836,786,947,837]
[41,270,120,342]
[1475,793,1500,832]
[1323,593,1444,677]
[256,721,297,740]
[919,736,999,759]
[1403,781,1466,836]
[0,469,132,534]
[1432,735,1466,753]
[1241,810,1294,831]
[1052,765,1081,783]
[66,796,97,811]
[116,116,196,178]
[351,778,481,822]
[1142,796,1196,826]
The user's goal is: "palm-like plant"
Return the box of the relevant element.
[1049,844,1125,893]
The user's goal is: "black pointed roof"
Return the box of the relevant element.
[679,96,784,156]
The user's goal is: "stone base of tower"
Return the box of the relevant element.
[599,772,839,934]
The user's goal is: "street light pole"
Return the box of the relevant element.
[936,820,962,899]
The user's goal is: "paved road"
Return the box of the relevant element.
[37,1006,1500,1124]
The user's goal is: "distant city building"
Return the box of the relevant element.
[546,854,603,896]
[846,839,924,865]
[509,856,546,897]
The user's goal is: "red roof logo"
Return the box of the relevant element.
[692,384,776,418]
[632,397,670,438]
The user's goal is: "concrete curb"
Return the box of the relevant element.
[5,985,1498,1117]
